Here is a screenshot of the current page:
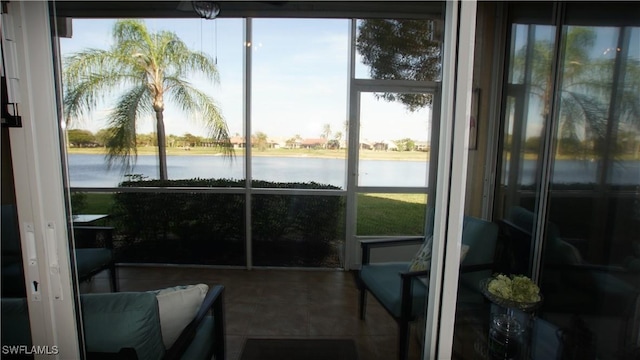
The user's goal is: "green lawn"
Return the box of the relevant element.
[72,193,115,214]
[357,193,427,235]
[74,192,427,235]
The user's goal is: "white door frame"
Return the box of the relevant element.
[345,81,439,271]
[6,2,81,358]
[425,1,478,358]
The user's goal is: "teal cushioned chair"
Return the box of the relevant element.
[0,298,32,349]
[1,286,225,360]
[503,206,640,348]
[73,226,119,292]
[1,205,118,296]
[357,216,498,360]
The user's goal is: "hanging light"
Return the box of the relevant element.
[192,1,220,20]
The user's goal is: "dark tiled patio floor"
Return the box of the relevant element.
[87,266,423,360]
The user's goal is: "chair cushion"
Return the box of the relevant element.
[360,262,427,318]
[1,298,31,347]
[460,216,498,267]
[459,217,498,294]
[75,248,112,277]
[150,284,209,348]
[81,292,165,360]
[180,316,215,360]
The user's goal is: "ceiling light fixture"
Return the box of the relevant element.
[192,1,220,20]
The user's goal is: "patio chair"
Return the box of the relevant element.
[2,205,118,295]
[357,216,498,360]
[502,206,640,349]
[1,285,226,360]
[73,225,118,292]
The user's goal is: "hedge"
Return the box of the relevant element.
[111,178,345,266]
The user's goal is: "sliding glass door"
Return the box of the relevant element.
[9,1,481,358]
[493,3,640,358]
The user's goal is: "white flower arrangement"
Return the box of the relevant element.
[487,274,541,304]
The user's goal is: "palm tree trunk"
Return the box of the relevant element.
[155,110,168,180]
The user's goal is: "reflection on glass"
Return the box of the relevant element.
[61,18,244,187]
[538,25,640,357]
[251,194,346,267]
[358,92,431,187]
[251,19,349,189]
[489,17,640,360]
[356,193,427,236]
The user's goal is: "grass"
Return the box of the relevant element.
[74,193,115,214]
[357,193,427,236]
[75,192,427,235]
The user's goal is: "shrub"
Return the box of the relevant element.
[111,178,344,266]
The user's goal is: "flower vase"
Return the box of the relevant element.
[480,278,543,360]
[488,308,523,360]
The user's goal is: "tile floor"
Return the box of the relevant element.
[87,265,424,360]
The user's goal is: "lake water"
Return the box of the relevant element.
[67,154,640,188]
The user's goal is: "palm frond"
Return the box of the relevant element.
[158,32,219,83]
[105,85,153,173]
[165,77,233,156]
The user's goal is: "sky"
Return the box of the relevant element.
[59,18,432,143]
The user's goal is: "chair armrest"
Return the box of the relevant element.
[73,226,115,249]
[361,237,425,265]
[399,269,431,279]
[398,269,431,320]
[164,285,225,360]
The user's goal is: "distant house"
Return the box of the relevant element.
[269,137,288,149]
[373,140,397,151]
[230,136,246,149]
[373,142,388,151]
[301,138,327,149]
[415,141,430,152]
[360,141,373,150]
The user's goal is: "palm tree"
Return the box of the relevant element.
[514,26,639,159]
[253,131,269,151]
[63,19,232,180]
[321,124,332,139]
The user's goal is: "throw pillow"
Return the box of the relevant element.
[408,238,471,272]
[460,244,470,263]
[408,235,433,271]
[149,283,209,349]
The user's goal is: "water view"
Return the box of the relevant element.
[67,154,640,188]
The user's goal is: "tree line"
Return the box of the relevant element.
[67,128,430,152]
[67,129,213,148]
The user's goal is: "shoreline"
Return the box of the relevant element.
[66,147,640,162]
[66,147,431,161]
